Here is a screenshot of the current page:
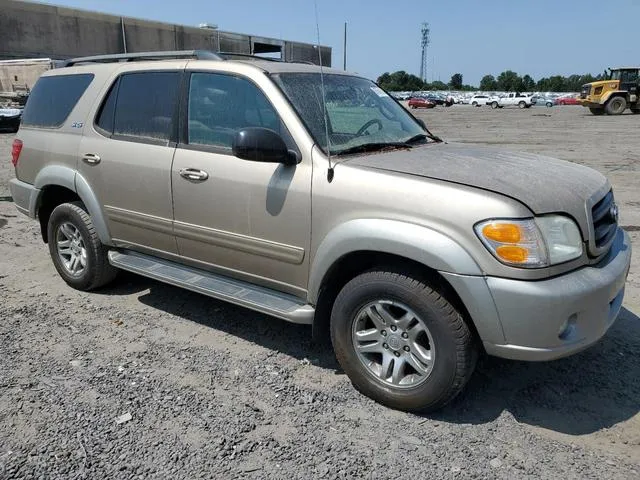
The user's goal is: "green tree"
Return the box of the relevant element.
[496,70,523,91]
[522,74,536,91]
[449,73,463,90]
[479,74,498,91]
[430,80,449,90]
[376,71,427,91]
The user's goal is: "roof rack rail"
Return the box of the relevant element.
[217,52,281,62]
[63,50,223,67]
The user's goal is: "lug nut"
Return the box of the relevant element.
[403,346,410,352]
[381,330,387,336]
[383,343,388,349]
[390,325,397,332]
[394,351,400,357]
[401,332,408,339]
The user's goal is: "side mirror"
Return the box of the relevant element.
[232,127,299,165]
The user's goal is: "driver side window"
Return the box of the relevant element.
[187,73,283,149]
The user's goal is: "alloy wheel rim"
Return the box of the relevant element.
[56,222,87,276]
[351,300,435,389]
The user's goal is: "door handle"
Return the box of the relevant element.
[82,153,101,165]
[179,168,209,181]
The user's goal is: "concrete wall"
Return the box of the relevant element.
[0,1,330,66]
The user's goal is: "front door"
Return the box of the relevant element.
[171,71,312,295]
[78,69,183,254]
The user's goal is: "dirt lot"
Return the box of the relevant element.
[1,105,639,479]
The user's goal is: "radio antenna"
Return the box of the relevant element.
[314,0,334,182]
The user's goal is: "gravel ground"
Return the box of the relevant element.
[1,105,639,479]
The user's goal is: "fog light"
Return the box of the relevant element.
[558,314,577,340]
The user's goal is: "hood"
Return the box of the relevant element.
[348,143,609,237]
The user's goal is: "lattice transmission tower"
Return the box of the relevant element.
[420,23,430,82]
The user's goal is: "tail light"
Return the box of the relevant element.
[11,139,23,167]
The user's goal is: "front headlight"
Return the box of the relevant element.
[475,216,583,268]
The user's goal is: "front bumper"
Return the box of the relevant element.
[9,178,39,217]
[444,227,631,361]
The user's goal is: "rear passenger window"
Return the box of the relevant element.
[111,72,180,142]
[187,73,283,149]
[21,74,94,128]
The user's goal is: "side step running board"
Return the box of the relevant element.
[108,250,315,325]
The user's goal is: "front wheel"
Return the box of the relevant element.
[47,201,118,291]
[605,96,627,115]
[330,269,477,412]
[491,101,498,109]
[471,101,477,107]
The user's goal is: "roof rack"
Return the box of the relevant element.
[217,52,281,62]
[63,50,223,67]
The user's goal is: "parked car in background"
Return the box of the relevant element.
[424,93,445,106]
[0,107,22,132]
[555,95,580,106]
[489,92,536,109]
[533,96,554,107]
[407,97,436,109]
[469,94,490,106]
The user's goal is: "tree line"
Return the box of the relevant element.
[377,70,606,92]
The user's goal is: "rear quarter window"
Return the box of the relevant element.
[21,74,94,128]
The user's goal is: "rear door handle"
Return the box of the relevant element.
[82,153,101,165]
[179,168,209,181]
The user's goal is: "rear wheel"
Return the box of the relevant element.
[589,107,605,115]
[47,201,117,291]
[491,101,498,109]
[605,96,627,115]
[330,269,477,412]
[471,101,477,107]
[518,101,526,109]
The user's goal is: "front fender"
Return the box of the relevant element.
[307,219,482,303]
[33,165,112,245]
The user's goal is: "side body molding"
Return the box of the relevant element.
[33,165,112,245]
[307,219,483,304]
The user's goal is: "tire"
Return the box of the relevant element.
[330,269,477,412]
[518,101,526,109]
[546,102,553,107]
[589,107,605,115]
[491,101,498,109]
[47,201,118,291]
[605,96,627,115]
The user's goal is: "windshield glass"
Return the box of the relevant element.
[609,70,621,80]
[272,73,426,155]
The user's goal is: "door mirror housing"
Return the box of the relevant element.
[232,127,299,165]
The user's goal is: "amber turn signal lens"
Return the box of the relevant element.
[495,245,528,263]
[482,223,522,243]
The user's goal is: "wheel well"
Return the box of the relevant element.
[312,251,480,346]
[37,185,81,243]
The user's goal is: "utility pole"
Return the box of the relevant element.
[420,22,430,82]
[343,22,347,70]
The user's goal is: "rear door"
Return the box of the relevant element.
[78,68,183,253]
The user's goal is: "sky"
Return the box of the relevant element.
[40,0,640,86]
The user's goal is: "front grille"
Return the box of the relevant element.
[591,191,617,252]
[580,84,591,99]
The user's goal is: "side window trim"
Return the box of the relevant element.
[94,76,120,138]
[178,70,300,157]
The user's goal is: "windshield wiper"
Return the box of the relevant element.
[403,133,428,144]
[332,142,413,157]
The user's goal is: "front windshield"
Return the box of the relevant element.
[272,73,426,155]
[609,70,621,80]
